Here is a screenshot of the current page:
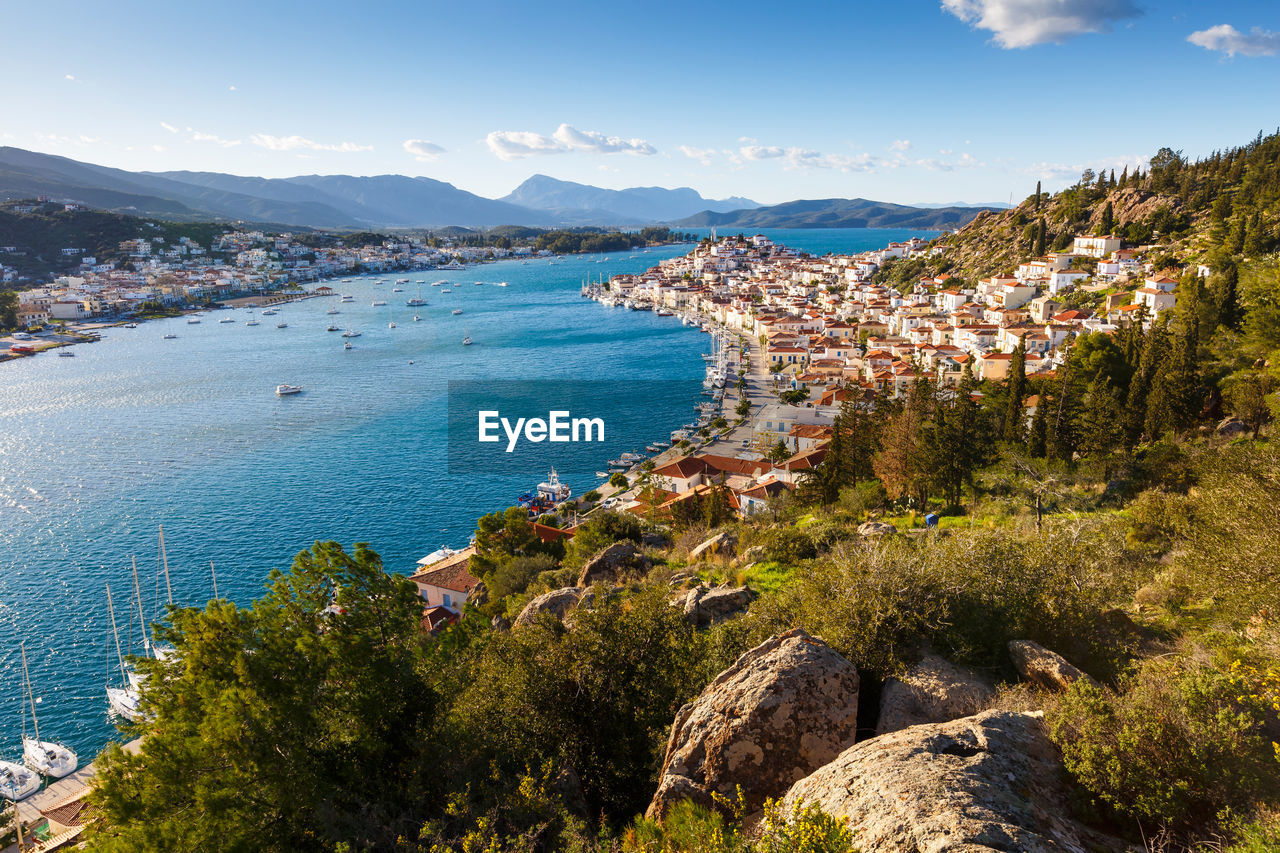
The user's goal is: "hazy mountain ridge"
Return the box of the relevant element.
[673,197,994,230]
[502,174,757,225]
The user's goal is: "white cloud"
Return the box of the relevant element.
[485,124,656,160]
[190,129,241,148]
[152,144,166,152]
[1024,154,1144,182]
[403,139,446,161]
[737,144,875,172]
[552,124,655,156]
[64,74,75,81]
[251,134,371,153]
[228,85,237,91]
[159,122,178,134]
[1188,24,1280,58]
[941,0,1140,48]
[890,139,912,152]
[679,145,717,166]
[914,152,983,171]
[740,145,786,161]
[36,133,98,146]
[485,130,563,160]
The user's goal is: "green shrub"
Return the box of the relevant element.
[565,511,643,565]
[489,553,560,601]
[1048,656,1280,831]
[750,527,817,563]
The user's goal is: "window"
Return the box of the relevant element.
[443,594,452,608]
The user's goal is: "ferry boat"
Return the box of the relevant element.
[275,384,303,396]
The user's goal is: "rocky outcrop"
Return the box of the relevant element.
[680,583,755,628]
[577,541,649,586]
[646,629,859,819]
[513,587,584,629]
[689,531,738,562]
[1217,416,1249,438]
[784,710,1130,853]
[877,654,994,735]
[1008,640,1098,692]
[857,521,897,538]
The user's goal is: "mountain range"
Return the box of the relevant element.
[0,146,993,231]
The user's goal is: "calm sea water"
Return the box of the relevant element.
[0,229,935,764]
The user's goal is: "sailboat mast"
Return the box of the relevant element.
[131,555,151,656]
[106,581,127,684]
[159,524,173,606]
[21,641,39,744]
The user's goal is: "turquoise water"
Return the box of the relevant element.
[0,229,936,763]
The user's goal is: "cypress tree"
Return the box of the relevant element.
[1028,394,1048,457]
[1099,201,1114,236]
[1079,372,1125,477]
[1003,339,1027,442]
[1119,165,1129,186]
[1035,180,1041,212]
[1126,324,1165,444]
[1035,217,1046,256]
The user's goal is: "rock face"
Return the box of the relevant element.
[689,530,738,562]
[577,541,649,586]
[1008,640,1098,692]
[877,654,994,735]
[680,583,756,627]
[857,521,897,538]
[646,629,859,819]
[513,587,584,629]
[784,710,1125,853]
[1216,416,1249,438]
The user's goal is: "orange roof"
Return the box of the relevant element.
[409,548,479,593]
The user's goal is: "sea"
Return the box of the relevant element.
[0,227,938,764]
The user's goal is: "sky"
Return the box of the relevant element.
[2,0,1278,206]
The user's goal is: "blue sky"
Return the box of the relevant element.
[3,0,1278,205]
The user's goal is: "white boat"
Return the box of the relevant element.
[20,642,77,779]
[392,287,404,292]
[0,760,39,801]
[276,384,303,396]
[595,471,609,479]
[162,333,177,340]
[326,325,340,332]
[341,329,361,338]
[388,321,396,329]
[105,581,143,723]
[413,314,421,322]
[496,281,509,287]
[326,308,340,315]
[462,335,472,346]
[57,350,75,357]
[441,288,452,293]
[261,308,278,316]
[187,317,201,324]
[246,318,260,326]
[372,300,387,307]
[344,341,353,350]
[123,323,138,328]
[276,322,288,329]
[219,317,235,324]
[341,295,354,302]
[536,468,571,502]
[432,280,445,287]
[452,309,463,315]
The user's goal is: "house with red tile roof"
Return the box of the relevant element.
[408,547,480,613]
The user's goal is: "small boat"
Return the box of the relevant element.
[57,350,75,357]
[162,333,177,340]
[392,287,404,293]
[105,582,144,723]
[327,325,340,332]
[474,281,484,286]
[342,329,361,338]
[595,471,609,479]
[406,297,428,306]
[372,300,387,307]
[123,323,138,328]
[462,335,472,346]
[219,317,235,324]
[536,468,571,502]
[275,384,303,396]
[344,341,353,350]
[262,309,278,316]
[432,281,445,287]
[413,314,421,322]
[326,308,340,315]
[276,322,288,329]
[496,281,509,287]
[452,309,463,315]
[388,321,396,329]
[340,295,354,302]
[441,288,452,293]
[0,760,39,801]
[187,317,200,324]
[246,318,260,326]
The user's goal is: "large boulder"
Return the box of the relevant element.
[577,541,649,586]
[877,653,994,735]
[646,629,859,819]
[1008,640,1098,692]
[783,710,1131,853]
[689,530,738,562]
[1216,416,1249,438]
[680,583,756,628]
[513,587,584,629]
[858,521,897,538]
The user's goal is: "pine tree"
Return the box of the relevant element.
[1078,373,1125,477]
[1109,168,1116,188]
[1119,165,1129,187]
[1028,396,1048,457]
[1049,359,1080,462]
[1125,324,1164,444]
[1002,339,1027,442]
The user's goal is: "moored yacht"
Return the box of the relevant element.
[0,760,39,801]
[20,642,78,779]
[275,384,303,396]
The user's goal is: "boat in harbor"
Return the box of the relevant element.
[219,317,235,324]
[20,642,77,779]
[392,287,404,292]
[441,288,452,293]
[326,308,340,315]
[276,322,288,329]
[326,325,340,332]
[0,758,39,801]
[344,341,353,350]
[413,314,421,322]
[341,329,361,338]
[57,350,74,357]
[536,468,571,502]
[105,582,143,723]
[246,315,260,326]
[340,294,354,302]
[123,323,138,328]
[162,333,177,340]
[262,308,278,316]
[452,308,463,315]
[496,281,509,287]
[275,384,303,396]
[372,300,387,307]
[462,334,472,346]
[406,285,428,306]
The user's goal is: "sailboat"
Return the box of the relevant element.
[462,325,473,346]
[388,304,396,329]
[0,756,38,802]
[105,581,143,722]
[20,642,77,779]
[246,311,260,327]
[406,285,428,307]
